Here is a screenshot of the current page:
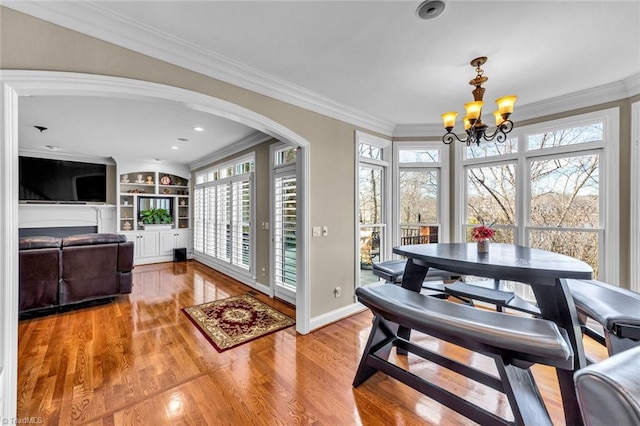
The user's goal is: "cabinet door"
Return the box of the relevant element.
[138,232,159,258]
[159,230,176,257]
[175,229,192,252]
[121,232,140,257]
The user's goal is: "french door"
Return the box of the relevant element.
[272,160,297,305]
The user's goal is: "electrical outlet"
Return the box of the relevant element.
[322,226,328,236]
[334,286,341,298]
[312,226,321,237]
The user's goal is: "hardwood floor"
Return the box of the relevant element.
[17,261,606,425]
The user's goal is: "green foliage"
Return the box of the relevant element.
[140,208,172,225]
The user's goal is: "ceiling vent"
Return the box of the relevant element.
[416,0,446,20]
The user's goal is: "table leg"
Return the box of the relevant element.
[396,259,429,355]
[530,278,587,426]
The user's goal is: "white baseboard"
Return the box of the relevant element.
[252,281,271,296]
[309,302,367,332]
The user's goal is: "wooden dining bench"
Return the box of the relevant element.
[567,279,640,356]
[372,259,460,286]
[353,284,574,426]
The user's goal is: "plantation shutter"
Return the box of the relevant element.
[232,177,251,270]
[193,187,204,253]
[204,186,217,257]
[274,174,297,288]
[216,183,231,262]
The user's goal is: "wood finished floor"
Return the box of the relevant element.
[17,261,607,425]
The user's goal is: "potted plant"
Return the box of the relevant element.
[140,207,173,230]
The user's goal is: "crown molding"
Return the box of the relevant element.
[18,149,116,165]
[3,1,395,136]
[393,74,640,138]
[392,123,443,138]
[624,73,640,98]
[189,131,273,170]
[515,78,638,122]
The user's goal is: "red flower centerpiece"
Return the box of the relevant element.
[471,223,495,253]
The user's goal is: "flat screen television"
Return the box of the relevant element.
[19,156,107,203]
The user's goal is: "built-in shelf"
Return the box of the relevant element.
[117,171,190,233]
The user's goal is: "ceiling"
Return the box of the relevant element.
[18,96,262,166]
[8,1,640,165]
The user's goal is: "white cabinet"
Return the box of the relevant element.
[123,232,159,262]
[117,167,192,265]
[159,229,193,257]
[124,230,192,265]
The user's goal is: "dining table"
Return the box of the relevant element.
[393,242,593,426]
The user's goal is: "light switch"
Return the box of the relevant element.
[312,226,321,237]
[322,226,328,236]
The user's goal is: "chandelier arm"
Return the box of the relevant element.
[499,119,514,134]
[478,119,514,143]
[442,132,467,145]
[482,126,500,142]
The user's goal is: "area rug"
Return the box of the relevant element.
[183,293,295,352]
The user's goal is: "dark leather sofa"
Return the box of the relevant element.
[19,233,134,315]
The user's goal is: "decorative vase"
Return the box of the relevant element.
[477,239,489,253]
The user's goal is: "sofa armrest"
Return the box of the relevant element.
[118,241,134,272]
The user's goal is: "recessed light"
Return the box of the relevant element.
[171,146,179,150]
[177,137,189,142]
[153,158,163,162]
[44,145,60,151]
[193,126,205,132]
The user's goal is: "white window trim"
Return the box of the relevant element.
[195,153,255,183]
[393,141,450,249]
[355,131,392,289]
[631,101,640,292]
[455,108,619,284]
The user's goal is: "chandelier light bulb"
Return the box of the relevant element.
[496,95,517,116]
[464,101,483,121]
[441,112,458,130]
[463,117,471,131]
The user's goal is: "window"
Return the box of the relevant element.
[194,155,255,275]
[394,142,448,248]
[458,109,619,283]
[356,132,391,287]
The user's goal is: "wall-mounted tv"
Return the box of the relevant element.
[19,156,107,203]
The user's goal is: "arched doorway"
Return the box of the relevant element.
[0,71,311,417]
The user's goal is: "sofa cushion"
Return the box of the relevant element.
[19,236,61,250]
[60,244,119,304]
[62,233,127,247]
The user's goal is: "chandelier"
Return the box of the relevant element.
[441,57,517,147]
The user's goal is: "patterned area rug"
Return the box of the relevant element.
[183,293,295,352]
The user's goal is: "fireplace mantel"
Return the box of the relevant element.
[19,204,117,233]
